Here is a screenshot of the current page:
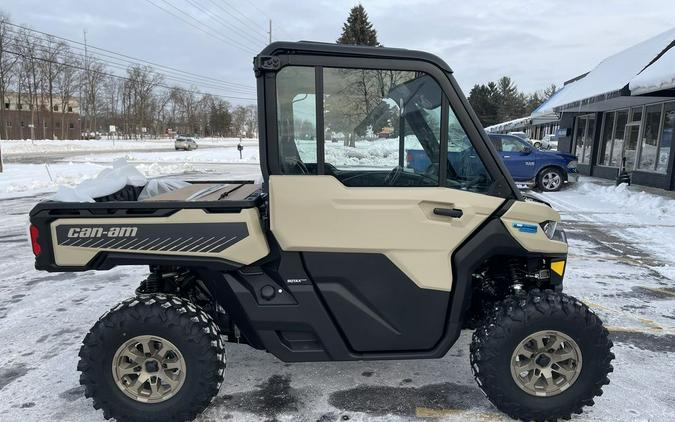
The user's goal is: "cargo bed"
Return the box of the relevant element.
[29,180,270,273]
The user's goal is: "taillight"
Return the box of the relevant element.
[30,224,41,256]
[406,151,413,164]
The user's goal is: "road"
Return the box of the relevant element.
[0,155,672,422]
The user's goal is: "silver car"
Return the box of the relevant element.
[175,137,198,151]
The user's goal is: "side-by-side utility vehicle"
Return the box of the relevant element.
[28,42,613,422]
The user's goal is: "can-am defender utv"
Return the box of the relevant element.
[28,42,613,422]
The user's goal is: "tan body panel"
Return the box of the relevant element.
[51,208,269,267]
[500,200,568,254]
[269,175,504,291]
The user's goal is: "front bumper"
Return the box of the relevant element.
[566,172,579,183]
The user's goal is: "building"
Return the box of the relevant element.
[484,114,560,140]
[533,27,675,190]
[485,27,675,191]
[1,92,81,140]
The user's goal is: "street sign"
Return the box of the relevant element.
[109,125,116,133]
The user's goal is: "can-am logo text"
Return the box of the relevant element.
[67,227,138,238]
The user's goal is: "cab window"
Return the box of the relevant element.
[275,65,494,192]
[492,135,530,153]
[276,66,318,174]
[322,67,440,187]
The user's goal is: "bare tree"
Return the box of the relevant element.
[38,35,66,139]
[56,49,78,139]
[125,65,163,137]
[81,56,105,136]
[0,14,18,141]
[16,27,43,139]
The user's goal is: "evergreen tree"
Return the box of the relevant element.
[543,83,557,100]
[468,83,499,127]
[337,4,379,46]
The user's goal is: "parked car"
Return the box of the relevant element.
[488,133,577,191]
[507,131,530,141]
[532,134,556,150]
[406,133,578,192]
[175,137,198,151]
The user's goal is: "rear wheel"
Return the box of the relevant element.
[470,290,614,421]
[537,167,564,192]
[533,142,542,149]
[78,294,225,422]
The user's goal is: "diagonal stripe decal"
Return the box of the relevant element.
[55,222,248,254]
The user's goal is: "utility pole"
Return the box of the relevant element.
[268,19,272,44]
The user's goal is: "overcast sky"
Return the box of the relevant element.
[2,0,674,104]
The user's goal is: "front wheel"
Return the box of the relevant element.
[537,167,564,192]
[533,142,542,149]
[78,294,226,422]
[470,290,614,422]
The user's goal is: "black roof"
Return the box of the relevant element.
[257,41,453,73]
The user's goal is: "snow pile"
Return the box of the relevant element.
[578,181,675,218]
[52,158,147,202]
[630,44,675,95]
[0,162,105,197]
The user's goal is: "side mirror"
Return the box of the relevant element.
[523,146,532,154]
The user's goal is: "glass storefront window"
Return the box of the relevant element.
[574,116,586,160]
[610,110,628,167]
[583,116,595,163]
[599,112,614,165]
[624,124,640,170]
[630,107,642,122]
[573,114,594,164]
[638,104,662,171]
[657,102,674,173]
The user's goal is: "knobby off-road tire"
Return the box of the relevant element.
[78,294,226,422]
[470,289,614,422]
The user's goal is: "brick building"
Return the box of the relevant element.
[1,92,81,140]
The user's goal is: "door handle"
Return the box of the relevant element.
[433,208,463,218]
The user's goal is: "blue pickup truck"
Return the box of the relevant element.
[406,133,578,192]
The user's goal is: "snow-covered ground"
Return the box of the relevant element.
[0,141,673,421]
[0,138,260,199]
[0,137,256,157]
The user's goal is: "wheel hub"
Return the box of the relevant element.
[510,330,582,397]
[535,353,551,367]
[112,335,186,403]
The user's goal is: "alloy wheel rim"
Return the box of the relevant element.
[510,330,582,397]
[542,172,561,190]
[112,335,186,403]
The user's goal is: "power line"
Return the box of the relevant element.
[184,0,267,47]
[238,0,292,40]
[3,48,256,101]
[205,0,268,36]
[5,27,255,95]
[4,21,255,90]
[144,0,259,54]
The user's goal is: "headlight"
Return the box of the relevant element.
[567,160,577,169]
[540,220,558,239]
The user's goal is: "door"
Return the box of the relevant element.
[494,135,536,180]
[268,62,507,352]
[623,123,640,171]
